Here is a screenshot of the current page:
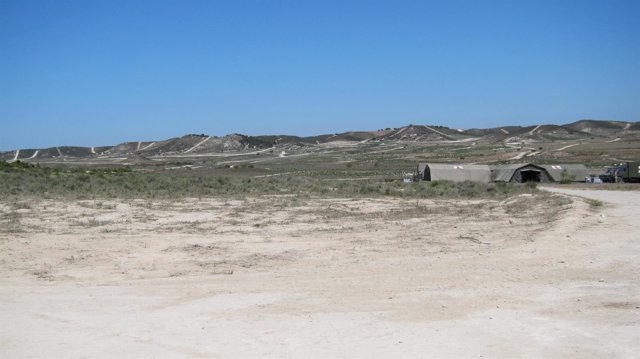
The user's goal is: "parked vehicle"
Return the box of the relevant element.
[403,173,415,183]
[585,175,603,184]
[600,162,640,183]
[599,167,618,183]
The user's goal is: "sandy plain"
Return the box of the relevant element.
[1,188,639,358]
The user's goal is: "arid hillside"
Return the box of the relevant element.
[2,120,639,163]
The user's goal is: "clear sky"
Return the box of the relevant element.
[1,0,639,150]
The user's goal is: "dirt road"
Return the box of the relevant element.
[1,190,639,358]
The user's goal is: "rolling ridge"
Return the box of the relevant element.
[2,119,638,161]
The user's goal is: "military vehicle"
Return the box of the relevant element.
[600,162,640,183]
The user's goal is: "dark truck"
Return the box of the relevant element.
[600,162,640,183]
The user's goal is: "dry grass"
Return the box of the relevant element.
[1,160,539,200]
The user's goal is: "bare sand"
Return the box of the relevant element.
[1,189,639,358]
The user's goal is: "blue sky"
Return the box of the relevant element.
[1,0,639,150]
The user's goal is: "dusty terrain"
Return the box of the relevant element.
[1,189,639,358]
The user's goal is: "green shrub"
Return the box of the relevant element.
[559,170,575,184]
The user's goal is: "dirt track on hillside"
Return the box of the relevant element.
[1,189,639,358]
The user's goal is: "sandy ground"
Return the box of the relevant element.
[1,189,639,358]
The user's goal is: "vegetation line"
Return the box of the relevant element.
[0,160,538,200]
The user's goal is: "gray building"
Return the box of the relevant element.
[539,164,589,182]
[417,163,491,183]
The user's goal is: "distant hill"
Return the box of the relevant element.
[373,125,463,141]
[464,124,595,142]
[564,119,632,136]
[1,119,638,161]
